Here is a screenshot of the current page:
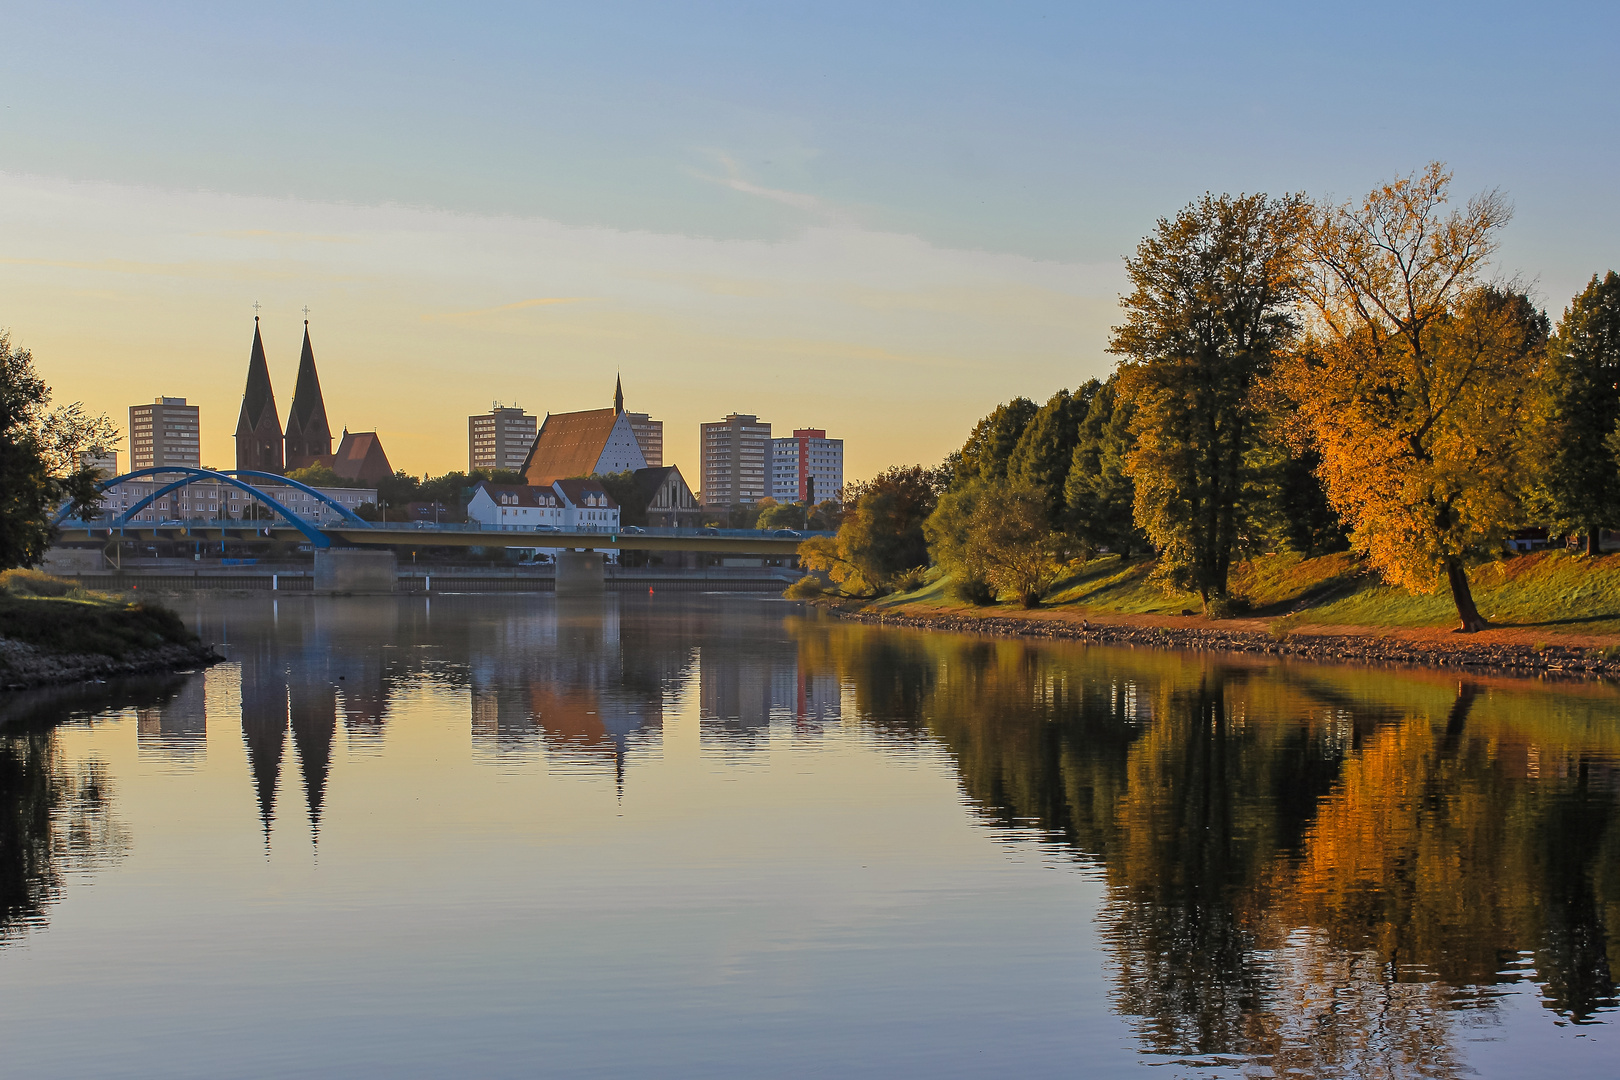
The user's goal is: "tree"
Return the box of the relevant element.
[591,470,647,527]
[284,462,343,488]
[925,478,1061,607]
[1283,163,1534,632]
[0,332,118,569]
[757,501,807,530]
[1009,386,1094,527]
[1063,374,1147,559]
[950,397,1039,487]
[805,499,844,532]
[1532,271,1620,554]
[1112,192,1308,612]
[799,465,939,595]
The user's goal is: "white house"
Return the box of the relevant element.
[468,479,620,533]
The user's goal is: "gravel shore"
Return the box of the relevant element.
[829,607,1620,678]
[0,637,221,691]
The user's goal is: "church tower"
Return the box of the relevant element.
[284,320,334,470]
[234,317,284,473]
[614,373,624,415]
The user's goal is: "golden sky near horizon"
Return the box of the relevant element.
[2,172,1123,483]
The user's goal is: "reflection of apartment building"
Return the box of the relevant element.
[700,413,771,507]
[130,397,200,472]
[468,404,538,473]
[770,429,844,504]
[136,676,207,761]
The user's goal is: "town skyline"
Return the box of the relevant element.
[6,5,1617,481]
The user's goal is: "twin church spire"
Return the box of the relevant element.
[233,317,332,474]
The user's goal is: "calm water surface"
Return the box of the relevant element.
[1,594,1617,1078]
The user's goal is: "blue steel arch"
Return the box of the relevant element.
[56,467,373,548]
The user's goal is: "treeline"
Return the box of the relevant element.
[804,164,1620,631]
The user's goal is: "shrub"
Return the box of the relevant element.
[784,575,825,599]
[0,568,73,597]
[888,566,929,595]
[949,576,997,605]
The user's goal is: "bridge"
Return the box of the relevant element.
[53,468,817,591]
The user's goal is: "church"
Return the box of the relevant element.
[233,318,395,484]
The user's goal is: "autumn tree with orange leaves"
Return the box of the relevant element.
[1278,164,1547,632]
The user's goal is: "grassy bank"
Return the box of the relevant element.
[861,550,1620,642]
[0,569,199,658]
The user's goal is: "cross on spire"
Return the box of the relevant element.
[252,300,261,318]
[302,305,311,321]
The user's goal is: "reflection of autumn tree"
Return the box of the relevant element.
[790,618,1620,1064]
[0,731,128,943]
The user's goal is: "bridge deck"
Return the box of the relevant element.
[55,523,811,554]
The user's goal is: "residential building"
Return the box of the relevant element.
[130,397,201,473]
[520,381,647,486]
[770,429,844,504]
[468,404,538,473]
[466,478,620,533]
[284,321,334,470]
[78,451,118,478]
[631,466,703,528]
[92,477,374,524]
[235,318,284,474]
[700,413,771,507]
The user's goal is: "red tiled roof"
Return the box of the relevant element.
[472,481,560,508]
[553,476,617,509]
[332,431,393,484]
[521,408,619,485]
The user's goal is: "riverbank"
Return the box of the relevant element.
[0,573,219,690]
[819,550,1620,677]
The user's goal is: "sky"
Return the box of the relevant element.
[3,1,1618,481]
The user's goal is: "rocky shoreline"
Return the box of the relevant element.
[0,637,222,691]
[828,607,1620,678]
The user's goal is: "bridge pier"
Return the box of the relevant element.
[554,550,605,595]
[314,548,397,594]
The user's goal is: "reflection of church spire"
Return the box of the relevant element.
[240,682,289,849]
[290,685,337,842]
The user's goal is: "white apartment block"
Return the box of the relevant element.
[770,429,844,504]
[469,404,538,473]
[700,413,771,507]
[129,397,200,472]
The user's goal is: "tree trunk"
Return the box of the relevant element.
[1445,557,1489,633]
[1589,526,1603,557]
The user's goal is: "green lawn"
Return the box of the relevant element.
[869,549,1620,636]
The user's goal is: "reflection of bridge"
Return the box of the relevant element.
[54,467,811,557]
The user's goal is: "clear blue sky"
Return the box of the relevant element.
[4,2,1617,475]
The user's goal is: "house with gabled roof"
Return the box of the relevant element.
[468,478,620,533]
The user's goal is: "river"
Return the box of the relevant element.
[1,593,1616,1078]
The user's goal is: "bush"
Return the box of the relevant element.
[784,575,825,599]
[949,575,997,605]
[888,566,929,594]
[0,569,73,597]
[0,594,197,657]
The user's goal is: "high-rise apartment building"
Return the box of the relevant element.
[130,397,200,472]
[770,429,844,504]
[625,412,663,468]
[469,404,538,473]
[700,413,771,507]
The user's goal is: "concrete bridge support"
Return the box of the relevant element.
[555,550,605,595]
[314,548,397,594]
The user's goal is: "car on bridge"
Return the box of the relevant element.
[621,525,647,534]
[772,529,801,539]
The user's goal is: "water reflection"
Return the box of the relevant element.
[1,595,1616,1074]
[793,620,1620,1071]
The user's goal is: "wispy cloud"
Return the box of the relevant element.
[422,297,594,322]
[687,153,851,225]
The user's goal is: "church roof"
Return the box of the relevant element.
[521,408,621,485]
[237,318,279,432]
[332,430,394,484]
[286,322,331,441]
